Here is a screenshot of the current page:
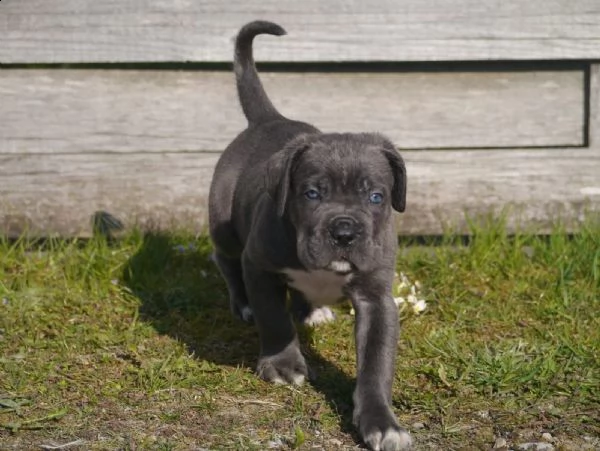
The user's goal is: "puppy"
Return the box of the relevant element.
[208,21,411,451]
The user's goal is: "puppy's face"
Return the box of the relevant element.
[278,134,406,273]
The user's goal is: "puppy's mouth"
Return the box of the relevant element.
[328,259,354,274]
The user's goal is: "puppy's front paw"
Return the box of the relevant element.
[364,428,412,451]
[257,343,309,386]
[355,406,412,451]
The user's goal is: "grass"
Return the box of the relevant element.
[0,218,599,450]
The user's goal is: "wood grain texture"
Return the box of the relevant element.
[0,152,216,237]
[1,149,599,237]
[1,0,600,63]
[0,69,585,153]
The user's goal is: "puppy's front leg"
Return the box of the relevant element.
[242,253,308,385]
[349,279,412,451]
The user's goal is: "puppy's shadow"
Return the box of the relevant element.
[121,231,357,435]
[122,232,258,368]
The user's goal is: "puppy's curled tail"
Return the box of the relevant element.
[234,21,286,124]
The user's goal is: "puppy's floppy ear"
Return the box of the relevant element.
[381,141,407,213]
[265,134,312,216]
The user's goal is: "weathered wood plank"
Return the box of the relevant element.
[0,69,585,153]
[0,152,216,237]
[1,149,599,237]
[590,64,600,149]
[1,0,599,63]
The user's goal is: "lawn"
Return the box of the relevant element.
[1,218,599,450]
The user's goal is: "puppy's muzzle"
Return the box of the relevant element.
[328,216,362,247]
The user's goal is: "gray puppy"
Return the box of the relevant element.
[208,21,412,451]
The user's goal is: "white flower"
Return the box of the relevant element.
[398,272,410,290]
[394,296,405,307]
[412,299,427,314]
[392,271,428,315]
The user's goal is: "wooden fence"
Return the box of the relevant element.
[1,0,599,236]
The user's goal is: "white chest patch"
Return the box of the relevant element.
[282,267,351,306]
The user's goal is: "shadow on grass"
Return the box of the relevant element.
[301,331,359,438]
[121,231,359,437]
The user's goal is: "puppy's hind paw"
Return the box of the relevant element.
[303,307,335,327]
[364,428,412,451]
[231,302,254,323]
[240,306,254,322]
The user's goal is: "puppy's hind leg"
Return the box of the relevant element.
[290,289,336,327]
[213,252,253,322]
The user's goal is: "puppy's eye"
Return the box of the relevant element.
[304,189,321,200]
[369,192,384,204]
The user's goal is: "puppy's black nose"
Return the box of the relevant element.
[329,216,360,247]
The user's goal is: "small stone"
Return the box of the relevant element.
[536,443,555,451]
[541,433,554,443]
[493,437,508,448]
[517,442,555,451]
[268,438,284,449]
[476,410,490,419]
[411,422,426,430]
[328,438,343,446]
[522,246,535,258]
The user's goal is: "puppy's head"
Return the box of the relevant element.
[266,133,406,273]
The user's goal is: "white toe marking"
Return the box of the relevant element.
[381,428,413,451]
[291,373,305,386]
[364,430,383,451]
[364,428,412,451]
[241,306,253,322]
[271,373,305,386]
[304,307,336,327]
